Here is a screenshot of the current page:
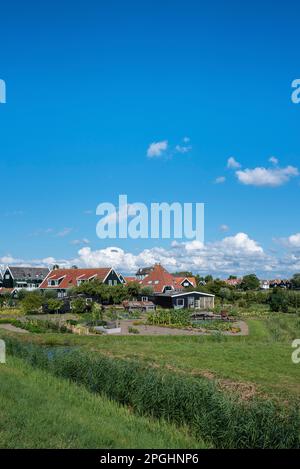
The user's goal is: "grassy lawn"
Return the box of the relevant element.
[0,355,204,449]
[1,315,300,401]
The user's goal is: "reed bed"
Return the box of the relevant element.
[5,336,300,449]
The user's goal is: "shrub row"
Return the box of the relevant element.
[5,336,300,449]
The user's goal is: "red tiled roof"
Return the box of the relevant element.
[224,278,242,286]
[140,264,184,293]
[0,288,14,295]
[124,276,138,284]
[39,268,112,289]
[173,276,196,288]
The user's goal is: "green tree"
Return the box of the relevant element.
[240,274,260,291]
[140,286,154,296]
[71,297,88,314]
[291,273,300,290]
[109,285,129,304]
[219,287,232,304]
[269,288,289,313]
[21,292,43,314]
[204,275,213,283]
[47,298,64,314]
[126,282,141,299]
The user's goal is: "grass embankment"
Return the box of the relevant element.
[0,355,202,449]
[4,336,300,449]
[2,315,298,400]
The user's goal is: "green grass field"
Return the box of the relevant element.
[0,356,204,449]
[1,312,299,448]
[2,315,298,401]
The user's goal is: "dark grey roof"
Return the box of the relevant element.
[8,266,49,280]
[155,290,215,297]
[136,266,153,275]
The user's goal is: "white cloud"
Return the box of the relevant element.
[6,232,300,277]
[219,224,229,232]
[227,157,241,169]
[269,156,279,165]
[70,238,90,246]
[220,232,263,254]
[183,137,190,143]
[175,144,192,154]
[56,228,73,238]
[215,176,226,184]
[279,233,300,249]
[287,233,300,248]
[147,140,168,158]
[76,232,267,275]
[236,165,299,187]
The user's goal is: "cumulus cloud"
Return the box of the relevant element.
[278,233,300,249]
[6,231,300,276]
[220,232,263,254]
[227,157,241,169]
[215,176,226,184]
[236,165,299,187]
[147,140,168,158]
[76,232,268,275]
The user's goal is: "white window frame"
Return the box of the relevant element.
[176,298,185,307]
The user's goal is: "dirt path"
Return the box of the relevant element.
[0,324,29,334]
[118,320,249,336]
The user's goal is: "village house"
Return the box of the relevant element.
[135,266,154,280]
[137,263,197,293]
[39,267,123,297]
[269,279,291,289]
[153,290,215,310]
[130,263,213,310]
[224,278,242,287]
[0,266,50,295]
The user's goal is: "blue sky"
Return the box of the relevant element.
[0,0,300,276]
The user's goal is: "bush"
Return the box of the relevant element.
[128,326,140,334]
[269,289,289,313]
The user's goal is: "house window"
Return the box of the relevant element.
[108,280,112,286]
[142,296,148,302]
[5,274,10,279]
[113,280,118,285]
[148,281,152,284]
[176,298,184,307]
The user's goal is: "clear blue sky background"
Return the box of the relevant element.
[0,0,299,273]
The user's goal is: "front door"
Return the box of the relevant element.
[188,297,195,308]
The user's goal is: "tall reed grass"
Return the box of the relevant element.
[5,336,300,449]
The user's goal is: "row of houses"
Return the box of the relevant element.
[224,278,292,289]
[0,263,215,310]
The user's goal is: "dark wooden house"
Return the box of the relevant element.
[152,290,215,310]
